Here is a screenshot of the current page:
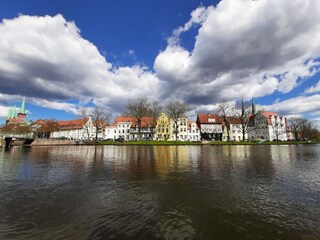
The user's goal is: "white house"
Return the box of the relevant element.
[187,121,200,141]
[248,111,288,141]
[105,116,156,140]
[170,117,188,141]
[221,117,247,141]
[50,117,96,140]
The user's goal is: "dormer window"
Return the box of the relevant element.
[208,118,215,123]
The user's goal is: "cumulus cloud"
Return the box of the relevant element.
[0,14,161,113]
[2,0,320,119]
[263,94,320,118]
[155,0,320,105]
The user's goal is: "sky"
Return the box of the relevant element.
[1,0,320,124]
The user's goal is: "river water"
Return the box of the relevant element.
[0,145,319,240]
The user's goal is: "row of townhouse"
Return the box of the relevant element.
[105,113,201,141]
[31,110,290,142]
[33,117,109,140]
[196,111,291,141]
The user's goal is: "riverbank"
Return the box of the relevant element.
[96,140,320,146]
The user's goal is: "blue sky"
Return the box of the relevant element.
[0,0,320,124]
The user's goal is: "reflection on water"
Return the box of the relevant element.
[0,145,320,240]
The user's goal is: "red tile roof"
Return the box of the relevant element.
[226,117,243,124]
[113,116,156,128]
[197,113,222,124]
[57,118,88,130]
[188,121,200,129]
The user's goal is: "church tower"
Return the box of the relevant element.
[17,96,26,124]
[6,97,27,125]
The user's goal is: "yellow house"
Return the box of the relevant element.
[155,113,171,140]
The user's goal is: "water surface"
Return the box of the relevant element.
[0,145,319,239]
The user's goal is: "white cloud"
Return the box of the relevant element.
[155,0,320,107]
[0,14,161,113]
[168,6,207,45]
[2,0,320,119]
[305,80,320,94]
[263,94,320,117]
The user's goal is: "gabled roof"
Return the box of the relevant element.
[57,118,88,130]
[113,116,156,128]
[197,113,222,124]
[226,117,243,125]
[257,111,286,125]
[188,121,199,129]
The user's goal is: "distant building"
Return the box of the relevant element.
[221,117,246,141]
[196,113,223,141]
[50,118,98,140]
[170,117,188,141]
[155,113,171,141]
[187,121,200,141]
[6,97,27,125]
[248,111,288,141]
[105,116,155,140]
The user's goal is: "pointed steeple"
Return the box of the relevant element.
[20,96,26,114]
[251,98,256,115]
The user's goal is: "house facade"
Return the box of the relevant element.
[221,117,247,141]
[196,114,223,141]
[105,116,155,140]
[187,121,200,141]
[170,117,188,141]
[155,113,171,141]
[50,117,96,140]
[248,111,288,141]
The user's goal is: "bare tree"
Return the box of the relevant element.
[271,119,284,141]
[166,100,189,141]
[218,101,233,141]
[233,99,253,141]
[288,117,307,140]
[90,107,109,141]
[125,98,150,140]
[148,101,163,139]
[79,107,91,140]
[300,119,318,140]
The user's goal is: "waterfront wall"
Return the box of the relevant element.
[31,139,76,146]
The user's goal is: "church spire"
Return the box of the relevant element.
[20,96,26,114]
[252,98,256,115]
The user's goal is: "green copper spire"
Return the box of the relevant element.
[252,98,256,115]
[20,96,26,114]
